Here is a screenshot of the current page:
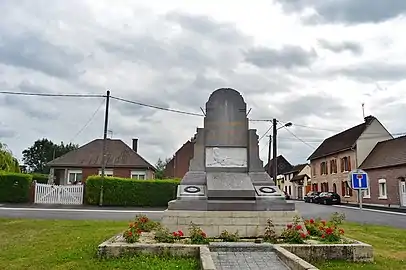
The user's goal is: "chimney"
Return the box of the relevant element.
[364,115,375,124]
[132,139,138,152]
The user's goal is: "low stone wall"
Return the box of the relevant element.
[161,209,306,237]
[98,234,216,270]
[278,238,373,262]
[273,246,319,270]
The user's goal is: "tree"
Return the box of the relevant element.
[0,142,20,172]
[155,157,171,179]
[22,138,79,174]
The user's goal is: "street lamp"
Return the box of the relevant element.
[271,120,293,183]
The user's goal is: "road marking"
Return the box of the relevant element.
[0,207,164,213]
[333,205,406,216]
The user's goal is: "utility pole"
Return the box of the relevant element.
[272,118,277,183]
[99,90,110,206]
[267,135,272,176]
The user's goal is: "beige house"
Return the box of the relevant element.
[308,116,392,203]
[283,164,311,200]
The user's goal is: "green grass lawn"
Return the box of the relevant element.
[1,218,405,270]
[0,218,198,270]
[315,222,406,270]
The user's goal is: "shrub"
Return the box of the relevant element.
[0,171,33,203]
[263,219,277,243]
[219,230,240,242]
[31,173,48,184]
[154,227,175,243]
[84,176,180,207]
[188,222,209,244]
[123,223,142,243]
[304,213,346,243]
[281,216,309,244]
[133,214,159,232]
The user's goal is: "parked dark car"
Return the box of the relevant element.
[284,191,290,200]
[314,192,341,205]
[304,191,320,203]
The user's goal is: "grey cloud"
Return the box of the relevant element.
[329,63,406,82]
[277,0,406,25]
[164,11,249,44]
[0,34,83,79]
[0,95,57,121]
[244,46,317,69]
[0,123,16,138]
[318,40,363,55]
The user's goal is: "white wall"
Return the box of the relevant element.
[356,119,392,167]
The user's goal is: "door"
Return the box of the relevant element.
[400,181,406,207]
[298,186,303,200]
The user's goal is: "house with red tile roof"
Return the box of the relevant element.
[308,115,392,203]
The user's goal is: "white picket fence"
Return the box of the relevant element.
[34,183,84,205]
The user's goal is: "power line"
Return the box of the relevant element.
[69,98,105,143]
[0,91,104,98]
[258,125,272,141]
[110,96,204,117]
[281,124,316,150]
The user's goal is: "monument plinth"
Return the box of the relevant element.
[161,88,302,237]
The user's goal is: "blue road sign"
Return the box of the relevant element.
[349,169,369,189]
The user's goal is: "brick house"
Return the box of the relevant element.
[359,135,406,208]
[308,116,392,203]
[47,138,156,184]
[283,164,311,200]
[163,138,195,179]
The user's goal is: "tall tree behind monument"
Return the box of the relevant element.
[22,138,78,173]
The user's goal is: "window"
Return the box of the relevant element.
[340,156,351,172]
[330,159,337,174]
[342,181,353,197]
[378,179,387,199]
[285,186,288,193]
[68,170,82,184]
[131,170,146,180]
[288,186,291,195]
[320,162,328,175]
[98,169,113,177]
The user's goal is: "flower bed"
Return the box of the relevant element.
[98,212,373,265]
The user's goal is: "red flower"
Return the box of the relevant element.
[309,219,314,224]
[321,234,325,238]
[128,231,132,236]
[304,220,309,224]
[300,233,306,239]
[295,225,302,231]
[339,229,345,234]
[287,224,293,229]
[319,226,324,231]
[325,228,333,235]
[201,232,207,238]
[137,229,142,234]
[173,232,178,237]
[178,230,184,237]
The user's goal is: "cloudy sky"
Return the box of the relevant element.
[1,0,406,168]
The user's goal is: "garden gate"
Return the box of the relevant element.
[34,183,84,205]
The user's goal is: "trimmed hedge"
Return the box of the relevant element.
[0,171,33,203]
[31,173,48,184]
[85,176,180,207]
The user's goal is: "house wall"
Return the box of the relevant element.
[163,141,194,179]
[356,119,392,166]
[310,149,357,203]
[363,165,406,207]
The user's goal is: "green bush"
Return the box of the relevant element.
[31,173,48,184]
[85,176,180,207]
[0,171,33,203]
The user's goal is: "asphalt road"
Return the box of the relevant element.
[0,202,405,228]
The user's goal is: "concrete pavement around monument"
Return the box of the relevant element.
[0,201,405,228]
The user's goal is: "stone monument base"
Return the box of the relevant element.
[161,209,304,238]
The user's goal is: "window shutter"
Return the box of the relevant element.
[340,158,344,172]
[349,186,353,196]
[348,156,352,170]
[341,181,345,196]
